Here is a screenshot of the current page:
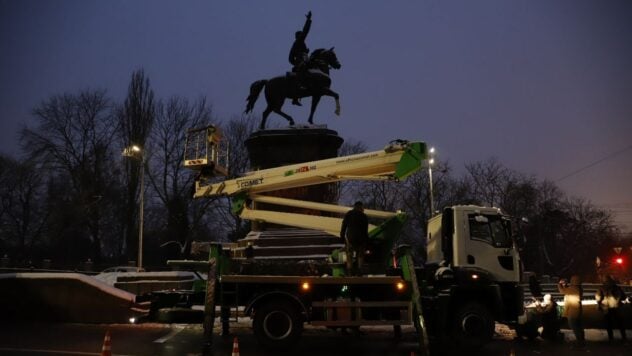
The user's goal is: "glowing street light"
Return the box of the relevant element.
[122,145,141,157]
[122,144,145,272]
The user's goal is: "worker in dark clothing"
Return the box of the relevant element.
[340,201,369,275]
[535,294,560,341]
[288,11,312,106]
[596,275,628,342]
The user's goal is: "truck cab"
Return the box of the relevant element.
[427,205,520,283]
[423,205,524,348]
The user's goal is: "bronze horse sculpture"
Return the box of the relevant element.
[245,48,341,130]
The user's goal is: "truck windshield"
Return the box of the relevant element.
[468,214,512,248]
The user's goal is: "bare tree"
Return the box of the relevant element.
[0,155,11,222]
[463,157,514,207]
[145,96,215,260]
[499,175,539,218]
[20,90,118,263]
[0,156,48,261]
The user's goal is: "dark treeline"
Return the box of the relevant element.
[0,70,256,270]
[0,70,627,279]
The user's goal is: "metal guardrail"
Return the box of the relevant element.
[522,283,632,302]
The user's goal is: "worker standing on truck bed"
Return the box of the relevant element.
[341,201,369,276]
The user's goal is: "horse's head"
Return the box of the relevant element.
[310,47,341,70]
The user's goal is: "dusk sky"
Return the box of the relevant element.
[1,1,631,231]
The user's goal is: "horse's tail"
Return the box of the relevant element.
[245,80,267,114]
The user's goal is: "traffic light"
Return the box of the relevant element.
[614,256,624,266]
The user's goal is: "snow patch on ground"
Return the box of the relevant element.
[93,271,200,286]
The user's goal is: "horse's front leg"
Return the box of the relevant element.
[308,95,322,124]
[322,88,341,116]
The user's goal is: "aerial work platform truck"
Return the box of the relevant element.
[171,126,524,354]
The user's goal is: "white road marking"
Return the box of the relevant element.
[153,325,186,343]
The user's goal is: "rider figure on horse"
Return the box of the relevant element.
[288,11,312,106]
[245,11,340,130]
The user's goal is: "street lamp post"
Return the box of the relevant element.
[428,147,436,217]
[138,158,144,272]
[123,145,144,272]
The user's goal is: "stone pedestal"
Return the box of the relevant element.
[246,127,343,170]
[245,127,344,210]
[239,126,345,260]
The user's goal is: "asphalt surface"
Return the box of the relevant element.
[0,321,629,356]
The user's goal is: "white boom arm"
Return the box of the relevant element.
[190,140,426,234]
[193,141,424,199]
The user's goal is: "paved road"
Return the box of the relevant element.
[0,321,629,356]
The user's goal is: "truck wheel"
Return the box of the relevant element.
[253,301,303,350]
[452,302,494,349]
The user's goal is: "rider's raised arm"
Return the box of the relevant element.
[302,11,312,39]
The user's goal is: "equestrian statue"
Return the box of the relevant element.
[245,11,342,130]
